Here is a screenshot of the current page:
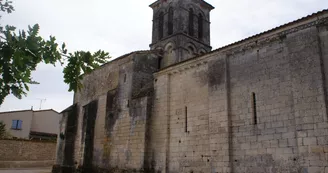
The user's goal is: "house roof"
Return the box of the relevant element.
[157,9,328,72]
[0,109,32,114]
[33,109,59,114]
[0,109,59,115]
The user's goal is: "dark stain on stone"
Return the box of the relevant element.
[208,59,225,90]
[129,99,143,118]
[105,88,119,137]
[233,154,301,173]
[192,69,208,87]
[82,100,98,168]
[75,165,162,173]
[63,104,78,167]
[143,96,155,173]
[52,165,76,173]
[131,54,158,99]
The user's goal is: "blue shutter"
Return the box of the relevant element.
[11,120,17,129]
[17,120,22,129]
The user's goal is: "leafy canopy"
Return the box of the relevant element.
[0,0,110,105]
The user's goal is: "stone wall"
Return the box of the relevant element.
[66,51,159,172]
[0,139,56,168]
[152,18,328,173]
[52,7,328,173]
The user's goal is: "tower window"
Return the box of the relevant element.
[198,13,203,39]
[158,12,164,40]
[168,8,174,35]
[188,8,194,36]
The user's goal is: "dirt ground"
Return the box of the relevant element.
[0,168,51,173]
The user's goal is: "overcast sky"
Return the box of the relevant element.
[0,0,327,112]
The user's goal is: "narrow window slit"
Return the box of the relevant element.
[252,92,257,124]
[185,106,188,133]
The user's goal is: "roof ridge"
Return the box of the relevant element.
[157,9,328,71]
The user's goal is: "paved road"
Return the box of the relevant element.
[0,168,51,173]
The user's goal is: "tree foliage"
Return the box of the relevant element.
[0,0,110,105]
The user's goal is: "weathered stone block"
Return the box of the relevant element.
[304,137,318,146]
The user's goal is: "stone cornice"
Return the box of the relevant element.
[150,32,212,49]
[154,52,220,77]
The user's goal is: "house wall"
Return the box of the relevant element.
[30,110,61,134]
[0,110,33,139]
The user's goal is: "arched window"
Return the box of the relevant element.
[158,56,163,69]
[168,8,174,35]
[188,8,194,36]
[158,12,164,40]
[198,13,203,39]
[188,46,195,55]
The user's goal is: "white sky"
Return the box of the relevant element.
[0,0,327,112]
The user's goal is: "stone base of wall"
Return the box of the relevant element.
[52,165,76,173]
[52,165,158,173]
[0,160,54,168]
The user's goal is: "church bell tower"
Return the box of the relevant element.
[149,0,214,68]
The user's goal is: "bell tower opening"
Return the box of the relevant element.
[158,12,164,40]
[168,7,174,35]
[198,13,204,40]
[149,0,214,68]
[188,8,194,37]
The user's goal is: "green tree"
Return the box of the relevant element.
[0,0,110,105]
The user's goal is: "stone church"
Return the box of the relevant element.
[53,0,328,173]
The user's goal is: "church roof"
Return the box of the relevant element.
[149,0,214,10]
[213,9,328,53]
[99,50,161,69]
[158,9,328,71]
